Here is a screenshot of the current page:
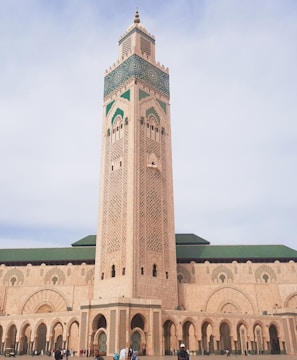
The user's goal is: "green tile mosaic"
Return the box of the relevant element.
[146,107,160,123]
[139,89,150,100]
[104,54,169,98]
[156,99,166,114]
[121,90,130,101]
[112,108,124,125]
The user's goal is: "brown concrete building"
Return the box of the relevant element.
[0,11,297,357]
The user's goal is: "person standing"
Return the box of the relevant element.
[177,344,189,360]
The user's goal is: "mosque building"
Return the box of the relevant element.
[1,11,297,356]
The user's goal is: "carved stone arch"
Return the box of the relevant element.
[284,292,297,310]
[19,321,32,355]
[48,318,64,335]
[67,320,80,354]
[163,316,179,333]
[44,268,65,285]
[237,319,249,336]
[253,322,265,350]
[219,298,241,314]
[3,268,24,285]
[131,313,146,331]
[5,321,17,337]
[201,319,215,354]
[32,318,48,339]
[93,329,107,354]
[92,314,107,332]
[269,320,282,338]
[212,265,233,283]
[255,265,276,283]
[163,318,178,355]
[21,289,67,314]
[219,319,232,351]
[5,322,17,349]
[177,265,191,284]
[65,317,79,337]
[146,106,160,124]
[130,327,145,352]
[182,318,196,350]
[205,286,256,314]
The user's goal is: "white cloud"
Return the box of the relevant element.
[0,0,296,249]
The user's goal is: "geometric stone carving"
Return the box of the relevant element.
[255,265,276,283]
[212,265,233,283]
[177,265,191,283]
[205,286,255,314]
[44,268,65,285]
[21,289,67,314]
[3,268,24,285]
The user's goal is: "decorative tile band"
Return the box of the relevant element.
[104,54,169,98]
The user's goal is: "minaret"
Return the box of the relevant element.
[94,10,177,310]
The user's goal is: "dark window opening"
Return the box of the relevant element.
[152,264,157,277]
[101,273,104,280]
[141,267,144,275]
[111,264,116,277]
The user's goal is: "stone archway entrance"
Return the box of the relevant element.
[163,320,177,355]
[201,322,214,355]
[269,324,280,354]
[220,322,231,354]
[183,321,195,352]
[36,323,47,353]
[5,324,17,351]
[19,323,31,355]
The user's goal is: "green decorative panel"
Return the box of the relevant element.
[139,89,150,101]
[146,107,160,123]
[112,108,124,125]
[156,99,166,114]
[106,100,115,116]
[104,54,169,97]
[121,90,130,101]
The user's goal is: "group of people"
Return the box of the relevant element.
[54,348,71,360]
[94,343,189,360]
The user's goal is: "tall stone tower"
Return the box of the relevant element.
[92,11,177,353]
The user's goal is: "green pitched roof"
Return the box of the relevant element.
[0,247,95,266]
[175,233,210,245]
[176,244,297,263]
[1,234,296,266]
[72,235,96,247]
[72,233,210,247]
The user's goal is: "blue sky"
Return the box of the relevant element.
[0,0,296,249]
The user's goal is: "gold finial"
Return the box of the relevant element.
[134,10,140,24]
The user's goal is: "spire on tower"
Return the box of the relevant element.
[134,10,140,24]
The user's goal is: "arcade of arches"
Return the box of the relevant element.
[0,312,282,356]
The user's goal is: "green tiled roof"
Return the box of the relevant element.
[0,247,95,266]
[72,233,210,247]
[72,235,96,247]
[1,234,296,266]
[175,233,210,245]
[176,244,297,263]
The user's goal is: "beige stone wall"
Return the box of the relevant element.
[0,263,94,315]
[177,260,297,314]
